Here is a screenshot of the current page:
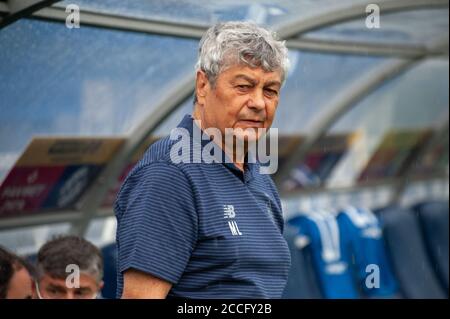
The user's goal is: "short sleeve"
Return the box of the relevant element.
[115,162,198,285]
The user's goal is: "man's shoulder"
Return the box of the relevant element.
[137,136,176,168]
[118,136,187,194]
[114,136,191,213]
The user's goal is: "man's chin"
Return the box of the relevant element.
[234,133,261,144]
[223,127,266,145]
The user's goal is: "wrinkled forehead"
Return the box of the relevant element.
[217,63,283,84]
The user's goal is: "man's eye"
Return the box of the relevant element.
[236,85,251,91]
[264,89,278,97]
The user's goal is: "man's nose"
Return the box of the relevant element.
[247,89,265,111]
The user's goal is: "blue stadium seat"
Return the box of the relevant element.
[337,207,399,298]
[377,206,446,298]
[413,201,449,293]
[282,224,323,299]
[286,213,360,299]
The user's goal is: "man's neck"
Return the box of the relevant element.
[192,111,247,172]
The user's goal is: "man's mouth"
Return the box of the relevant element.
[237,119,265,128]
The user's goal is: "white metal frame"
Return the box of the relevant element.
[0,0,58,26]
[274,0,449,38]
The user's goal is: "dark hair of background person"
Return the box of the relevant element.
[37,235,103,281]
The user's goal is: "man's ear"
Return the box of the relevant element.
[195,70,209,107]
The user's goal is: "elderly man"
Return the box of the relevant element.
[32,236,104,299]
[115,21,291,299]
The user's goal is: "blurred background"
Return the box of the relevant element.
[0,0,448,299]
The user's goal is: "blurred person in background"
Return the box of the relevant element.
[0,245,34,299]
[32,235,104,299]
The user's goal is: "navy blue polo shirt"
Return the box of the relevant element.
[114,114,291,298]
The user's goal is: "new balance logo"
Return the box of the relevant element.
[223,204,242,236]
[223,205,236,218]
[228,220,242,236]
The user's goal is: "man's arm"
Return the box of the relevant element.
[121,269,172,299]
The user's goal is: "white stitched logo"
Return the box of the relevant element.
[223,204,236,219]
[224,205,242,236]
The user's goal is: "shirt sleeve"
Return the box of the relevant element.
[115,162,198,285]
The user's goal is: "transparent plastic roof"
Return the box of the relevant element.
[331,59,449,133]
[0,18,197,180]
[279,58,449,191]
[303,8,449,47]
[55,0,368,27]
[326,58,449,187]
[272,51,383,134]
[154,51,384,136]
[154,97,194,136]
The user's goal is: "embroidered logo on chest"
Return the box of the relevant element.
[223,204,242,236]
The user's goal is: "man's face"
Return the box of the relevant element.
[196,64,282,142]
[6,266,33,299]
[33,273,103,299]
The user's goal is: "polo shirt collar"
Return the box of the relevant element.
[175,114,259,182]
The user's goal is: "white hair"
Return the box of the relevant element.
[195,21,290,89]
